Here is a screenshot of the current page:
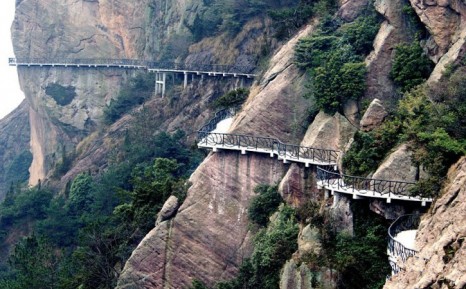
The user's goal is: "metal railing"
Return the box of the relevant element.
[387,214,420,263]
[197,107,340,165]
[316,166,419,198]
[9,58,256,74]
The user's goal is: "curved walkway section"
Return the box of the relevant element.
[387,214,420,275]
[316,167,432,205]
[8,58,256,77]
[197,107,339,166]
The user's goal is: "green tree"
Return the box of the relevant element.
[248,185,282,226]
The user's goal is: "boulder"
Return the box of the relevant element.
[301,111,357,152]
[155,195,180,226]
[372,143,419,182]
[338,0,370,21]
[360,98,388,131]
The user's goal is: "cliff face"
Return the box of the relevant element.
[11,0,266,186]
[384,157,466,289]
[0,100,30,199]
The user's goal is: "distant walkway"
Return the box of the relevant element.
[316,167,432,205]
[387,214,421,276]
[197,107,340,166]
[8,58,256,77]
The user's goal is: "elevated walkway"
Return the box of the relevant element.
[197,107,339,166]
[316,167,432,205]
[9,57,255,97]
[387,214,420,276]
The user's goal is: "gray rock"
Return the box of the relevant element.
[155,195,180,226]
[360,98,388,131]
[372,143,419,182]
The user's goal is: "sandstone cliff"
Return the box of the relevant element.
[384,157,466,289]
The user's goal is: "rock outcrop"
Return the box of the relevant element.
[384,157,466,289]
[300,111,357,152]
[360,98,388,131]
[155,195,180,226]
[372,143,419,182]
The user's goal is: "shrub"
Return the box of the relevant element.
[390,42,434,93]
[248,185,282,226]
[212,88,249,109]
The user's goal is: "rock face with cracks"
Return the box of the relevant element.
[384,157,466,289]
[116,152,288,288]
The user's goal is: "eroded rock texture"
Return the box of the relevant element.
[384,157,466,289]
[117,152,288,288]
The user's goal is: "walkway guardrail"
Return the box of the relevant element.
[388,214,420,263]
[197,107,340,165]
[8,58,256,75]
[316,166,423,199]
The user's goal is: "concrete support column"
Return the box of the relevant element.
[155,72,166,98]
[183,71,188,89]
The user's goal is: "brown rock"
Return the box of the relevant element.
[155,196,180,226]
[384,157,466,288]
[279,164,318,207]
[230,24,317,144]
[117,151,288,288]
[338,0,370,21]
[300,111,357,152]
[372,143,419,182]
[360,98,388,131]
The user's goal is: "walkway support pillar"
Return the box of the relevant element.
[184,71,188,89]
[155,72,166,98]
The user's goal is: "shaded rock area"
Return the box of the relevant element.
[0,100,30,199]
[300,111,357,152]
[117,152,288,289]
[338,0,370,21]
[360,98,388,131]
[384,157,466,289]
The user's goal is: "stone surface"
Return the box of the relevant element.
[156,196,180,226]
[279,164,318,208]
[372,143,419,182]
[298,225,322,256]
[230,24,316,144]
[360,98,388,131]
[0,100,30,199]
[364,0,414,102]
[116,152,288,289]
[300,111,357,152]
[338,0,370,21]
[384,157,466,289]
[280,259,337,289]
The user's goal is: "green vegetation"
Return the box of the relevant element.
[247,185,282,226]
[212,88,249,109]
[45,83,77,106]
[390,42,434,93]
[217,206,298,289]
[0,100,203,288]
[186,0,298,40]
[269,0,337,39]
[295,11,380,113]
[103,73,154,124]
[345,65,466,197]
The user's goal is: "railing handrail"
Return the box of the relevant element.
[387,214,420,263]
[197,107,340,164]
[8,57,256,74]
[316,166,421,198]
